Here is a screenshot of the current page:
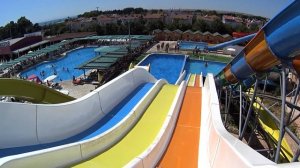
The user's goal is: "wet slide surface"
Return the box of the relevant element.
[0,79,74,103]
[74,85,179,168]
[157,87,201,168]
[188,74,196,86]
[0,83,154,158]
[195,75,200,87]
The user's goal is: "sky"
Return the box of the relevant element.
[0,0,294,26]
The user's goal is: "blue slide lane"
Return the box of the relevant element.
[0,83,154,158]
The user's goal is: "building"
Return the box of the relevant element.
[152,29,164,40]
[163,29,172,41]
[182,30,194,41]
[203,31,213,43]
[143,13,164,22]
[172,29,183,40]
[197,15,220,23]
[66,18,97,32]
[97,15,119,25]
[152,29,232,43]
[222,15,243,28]
[193,31,204,41]
[232,32,252,38]
[172,13,194,25]
[0,32,43,61]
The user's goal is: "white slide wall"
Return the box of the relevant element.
[199,74,300,168]
[0,68,156,148]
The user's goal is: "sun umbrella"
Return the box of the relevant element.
[43,75,57,82]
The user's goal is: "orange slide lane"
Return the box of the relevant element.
[195,75,200,87]
[157,87,201,168]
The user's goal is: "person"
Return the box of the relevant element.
[205,61,208,67]
[41,70,45,77]
[46,80,51,86]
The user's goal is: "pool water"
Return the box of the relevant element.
[179,41,208,50]
[185,59,226,78]
[139,54,186,84]
[21,47,97,82]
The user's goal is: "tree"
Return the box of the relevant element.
[6,21,18,38]
[249,24,259,32]
[123,7,135,15]
[105,23,119,35]
[193,19,210,32]
[32,23,41,32]
[235,24,250,33]
[210,18,226,33]
[17,16,33,34]
[96,25,105,35]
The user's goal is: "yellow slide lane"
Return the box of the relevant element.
[0,78,74,103]
[188,74,196,87]
[249,89,293,161]
[74,85,179,167]
[254,100,293,161]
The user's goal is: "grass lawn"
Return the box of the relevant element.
[133,53,148,64]
[189,53,232,63]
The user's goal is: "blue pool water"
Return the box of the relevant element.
[179,41,208,50]
[139,54,186,84]
[20,47,97,82]
[185,59,226,78]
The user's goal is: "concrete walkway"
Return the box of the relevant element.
[60,80,96,98]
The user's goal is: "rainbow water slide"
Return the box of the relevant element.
[0,68,168,167]
[216,1,300,84]
[214,1,300,161]
[200,1,300,167]
[73,83,184,167]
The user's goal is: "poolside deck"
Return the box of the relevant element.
[60,80,96,98]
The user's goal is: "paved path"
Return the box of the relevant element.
[60,80,96,98]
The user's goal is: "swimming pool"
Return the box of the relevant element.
[185,59,226,78]
[20,47,97,82]
[179,41,208,50]
[139,54,186,84]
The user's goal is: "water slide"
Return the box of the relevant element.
[216,1,300,84]
[0,83,153,157]
[0,79,75,104]
[0,68,161,167]
[2,2,300,168]
[214,1,300,161]
[250,91,293,161]
[207,33,256,51]
[73,84,181,167]
[157,82,202,167]
[200,1,300,167]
